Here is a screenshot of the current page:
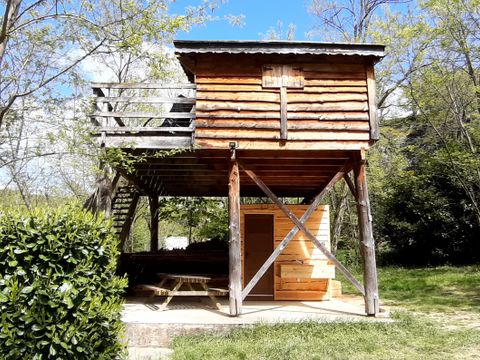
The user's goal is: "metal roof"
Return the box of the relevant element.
[174,40,385,59]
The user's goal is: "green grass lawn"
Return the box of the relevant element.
[335,265,480,315]
[377,266,480,313]
[172,266,480,359]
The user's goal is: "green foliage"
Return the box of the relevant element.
[102,148,192,176]
[334,249,361,271]
[0,189,72,210]
[307,0,480,266]
[102,149,148,175]
[159,197,228,244]
[123,196,228,252]
[0,206,127,359]
[125,197,152,253]
[381,159,479,265]
[367,117,480,265]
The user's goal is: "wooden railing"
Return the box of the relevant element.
[90,83,196,149]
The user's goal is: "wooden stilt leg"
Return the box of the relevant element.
[149,195,159,252]
[354,159,380,316]
[228,155,242,316]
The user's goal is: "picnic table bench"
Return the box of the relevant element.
[134,273,228,311]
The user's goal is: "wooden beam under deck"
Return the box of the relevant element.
[112,149,356,197]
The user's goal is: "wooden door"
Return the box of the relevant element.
[244,214,274,299]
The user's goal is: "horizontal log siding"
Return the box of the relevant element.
[240,204,333,301]
[194,55,371,150]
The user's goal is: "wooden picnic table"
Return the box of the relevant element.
[134,273,228,311]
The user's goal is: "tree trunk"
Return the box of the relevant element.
[331,183,349,255]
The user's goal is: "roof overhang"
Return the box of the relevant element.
[174,40,385,59]
[174,40,385,80]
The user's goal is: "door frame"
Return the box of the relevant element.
[241,209,276,300]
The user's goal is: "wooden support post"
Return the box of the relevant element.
[241,168,348,300]
[354,158,380,316]
[149,195,159,252]
[239,163,365,296]
[228,152,242,316]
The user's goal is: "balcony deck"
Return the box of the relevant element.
[91,82,197,149]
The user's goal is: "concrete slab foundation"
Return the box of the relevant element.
[123,296,391,349]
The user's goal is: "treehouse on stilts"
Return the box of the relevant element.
[90,40,385,316]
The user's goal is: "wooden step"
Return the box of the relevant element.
[113,205,133,210]
[116,189,134,193]
[113,208,131,213]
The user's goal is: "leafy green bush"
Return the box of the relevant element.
[0,206,127,359]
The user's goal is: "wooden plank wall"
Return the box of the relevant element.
[194,54,372,150]
[240,204,334,301]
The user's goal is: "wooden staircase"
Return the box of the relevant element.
[112,183,140,250]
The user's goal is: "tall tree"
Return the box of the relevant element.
[369,0,480,264]
[260,20,296,40]
[0,0,236,129]
[308,0,407,42]
[307,0,427,258]
[0,0,239,207]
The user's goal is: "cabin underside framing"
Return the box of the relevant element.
[115,149,354,198]
[111,148,379,316]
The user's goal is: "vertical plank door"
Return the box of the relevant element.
[244,214,274,299]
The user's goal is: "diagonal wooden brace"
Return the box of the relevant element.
[239,162,365,296]
[241,168,350,300]
[343,173,357,199]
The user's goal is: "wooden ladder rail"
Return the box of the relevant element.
[118,190,140,252]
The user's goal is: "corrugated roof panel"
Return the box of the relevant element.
[174,40,385,59]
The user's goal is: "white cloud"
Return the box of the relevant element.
[380,87,412,120]
[78,55,118,83]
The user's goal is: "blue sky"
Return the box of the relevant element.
[170,0,316,41]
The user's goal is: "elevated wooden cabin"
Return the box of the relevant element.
[91,40,385,316]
